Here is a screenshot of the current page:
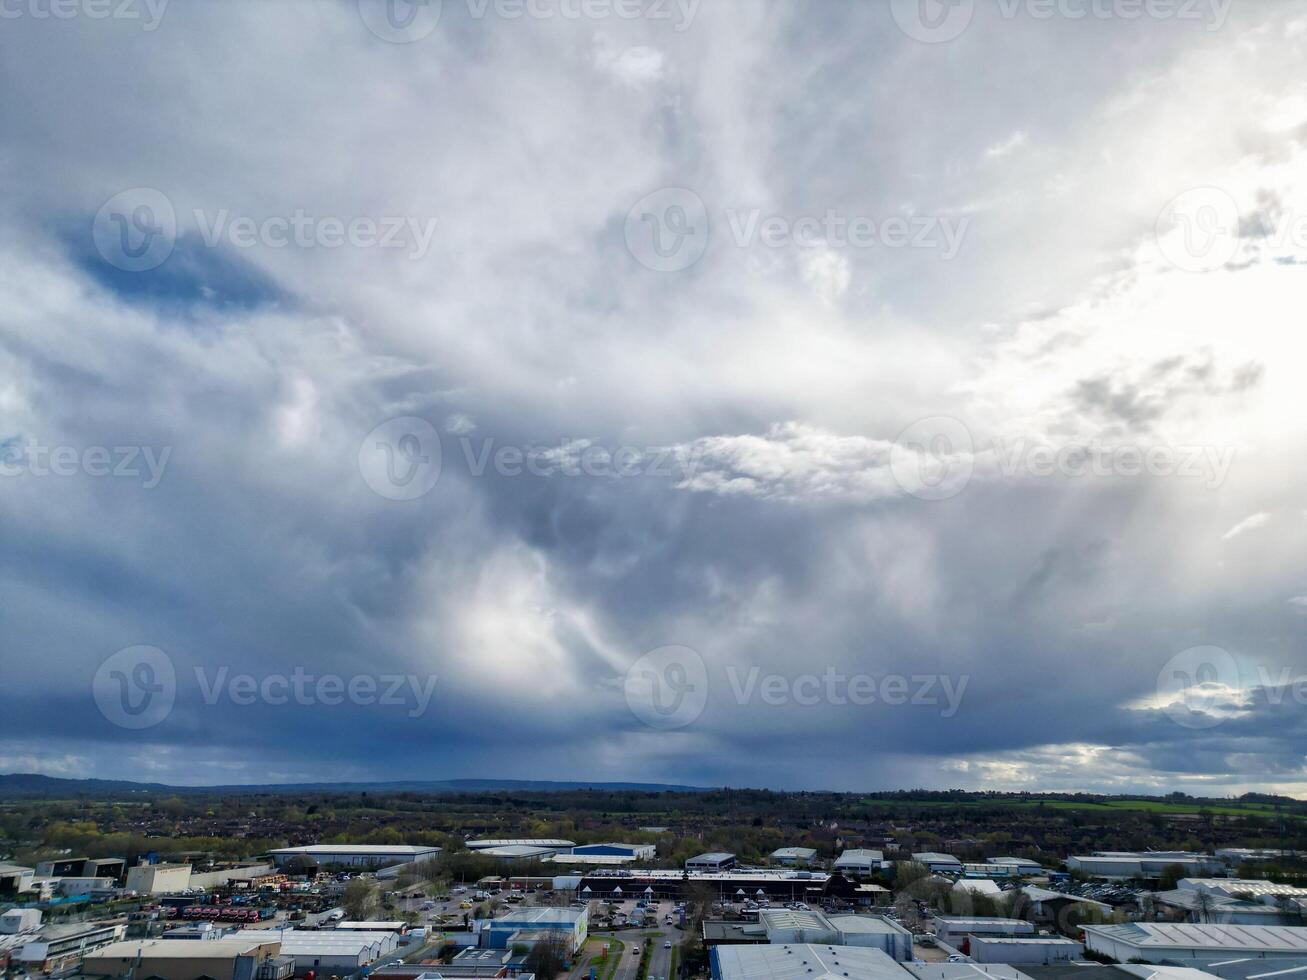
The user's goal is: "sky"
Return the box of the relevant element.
[1,0,1306,796]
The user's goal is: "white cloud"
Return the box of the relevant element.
[1223,512,1271,541]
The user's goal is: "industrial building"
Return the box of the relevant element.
[472,844,561,861]
[466,838,574,852]
[710,942,912,980]
[914,853,964,874]
[267,844,441,868]
[1020,887,1111,925]
[0,864,34,896]
[754,909,913,960]
[575,868,838,902]
[82,937,291,980]
[933,918,1037,944]
[954,879,1005,900]
[477,906,588,953]
[967,938,1083,965]
[569,843,657,860]
[987,859,1044,875]
[35,857,89,877]
[16,921,127,974]
[1082,924,1307,964]
[1068,853,1223,880]
[689,852,738,871]
[1178,880,1307,906]
[771,847,819,867]
[85,858,127,881]
[835,850,885,877]
[126,862,194,894]
[230,928,398,973]
[1151,890,1296,926]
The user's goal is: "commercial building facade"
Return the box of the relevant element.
[268,845,441,868]
[126,862,193,894]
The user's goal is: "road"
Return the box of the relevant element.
[580,899,683,980]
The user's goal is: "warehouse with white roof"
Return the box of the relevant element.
[1082,924,1307,964]
[268,844,441,868]
[835,851,884,877]
[711,942,912,980]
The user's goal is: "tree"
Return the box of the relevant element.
[523,933,570,980]
[343,877,379,920]
[1158,864,1187,891]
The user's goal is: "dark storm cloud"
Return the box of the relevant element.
[0,1,1305,793]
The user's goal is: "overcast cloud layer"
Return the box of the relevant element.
[2,0,1306,794]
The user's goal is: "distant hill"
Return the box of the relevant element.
[0,772,709,799]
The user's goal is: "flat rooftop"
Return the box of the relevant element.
[1085,923,1307,952]
[270,844,440,855]
[89,939,272,959]
[713,943,911,980]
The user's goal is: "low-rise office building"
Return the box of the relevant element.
[16,921,126,973]
[688,852,738,871]
[914,853,964,875]
[1082,924,1307,963]
[772,848,819,867]
[835,850,885,877]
